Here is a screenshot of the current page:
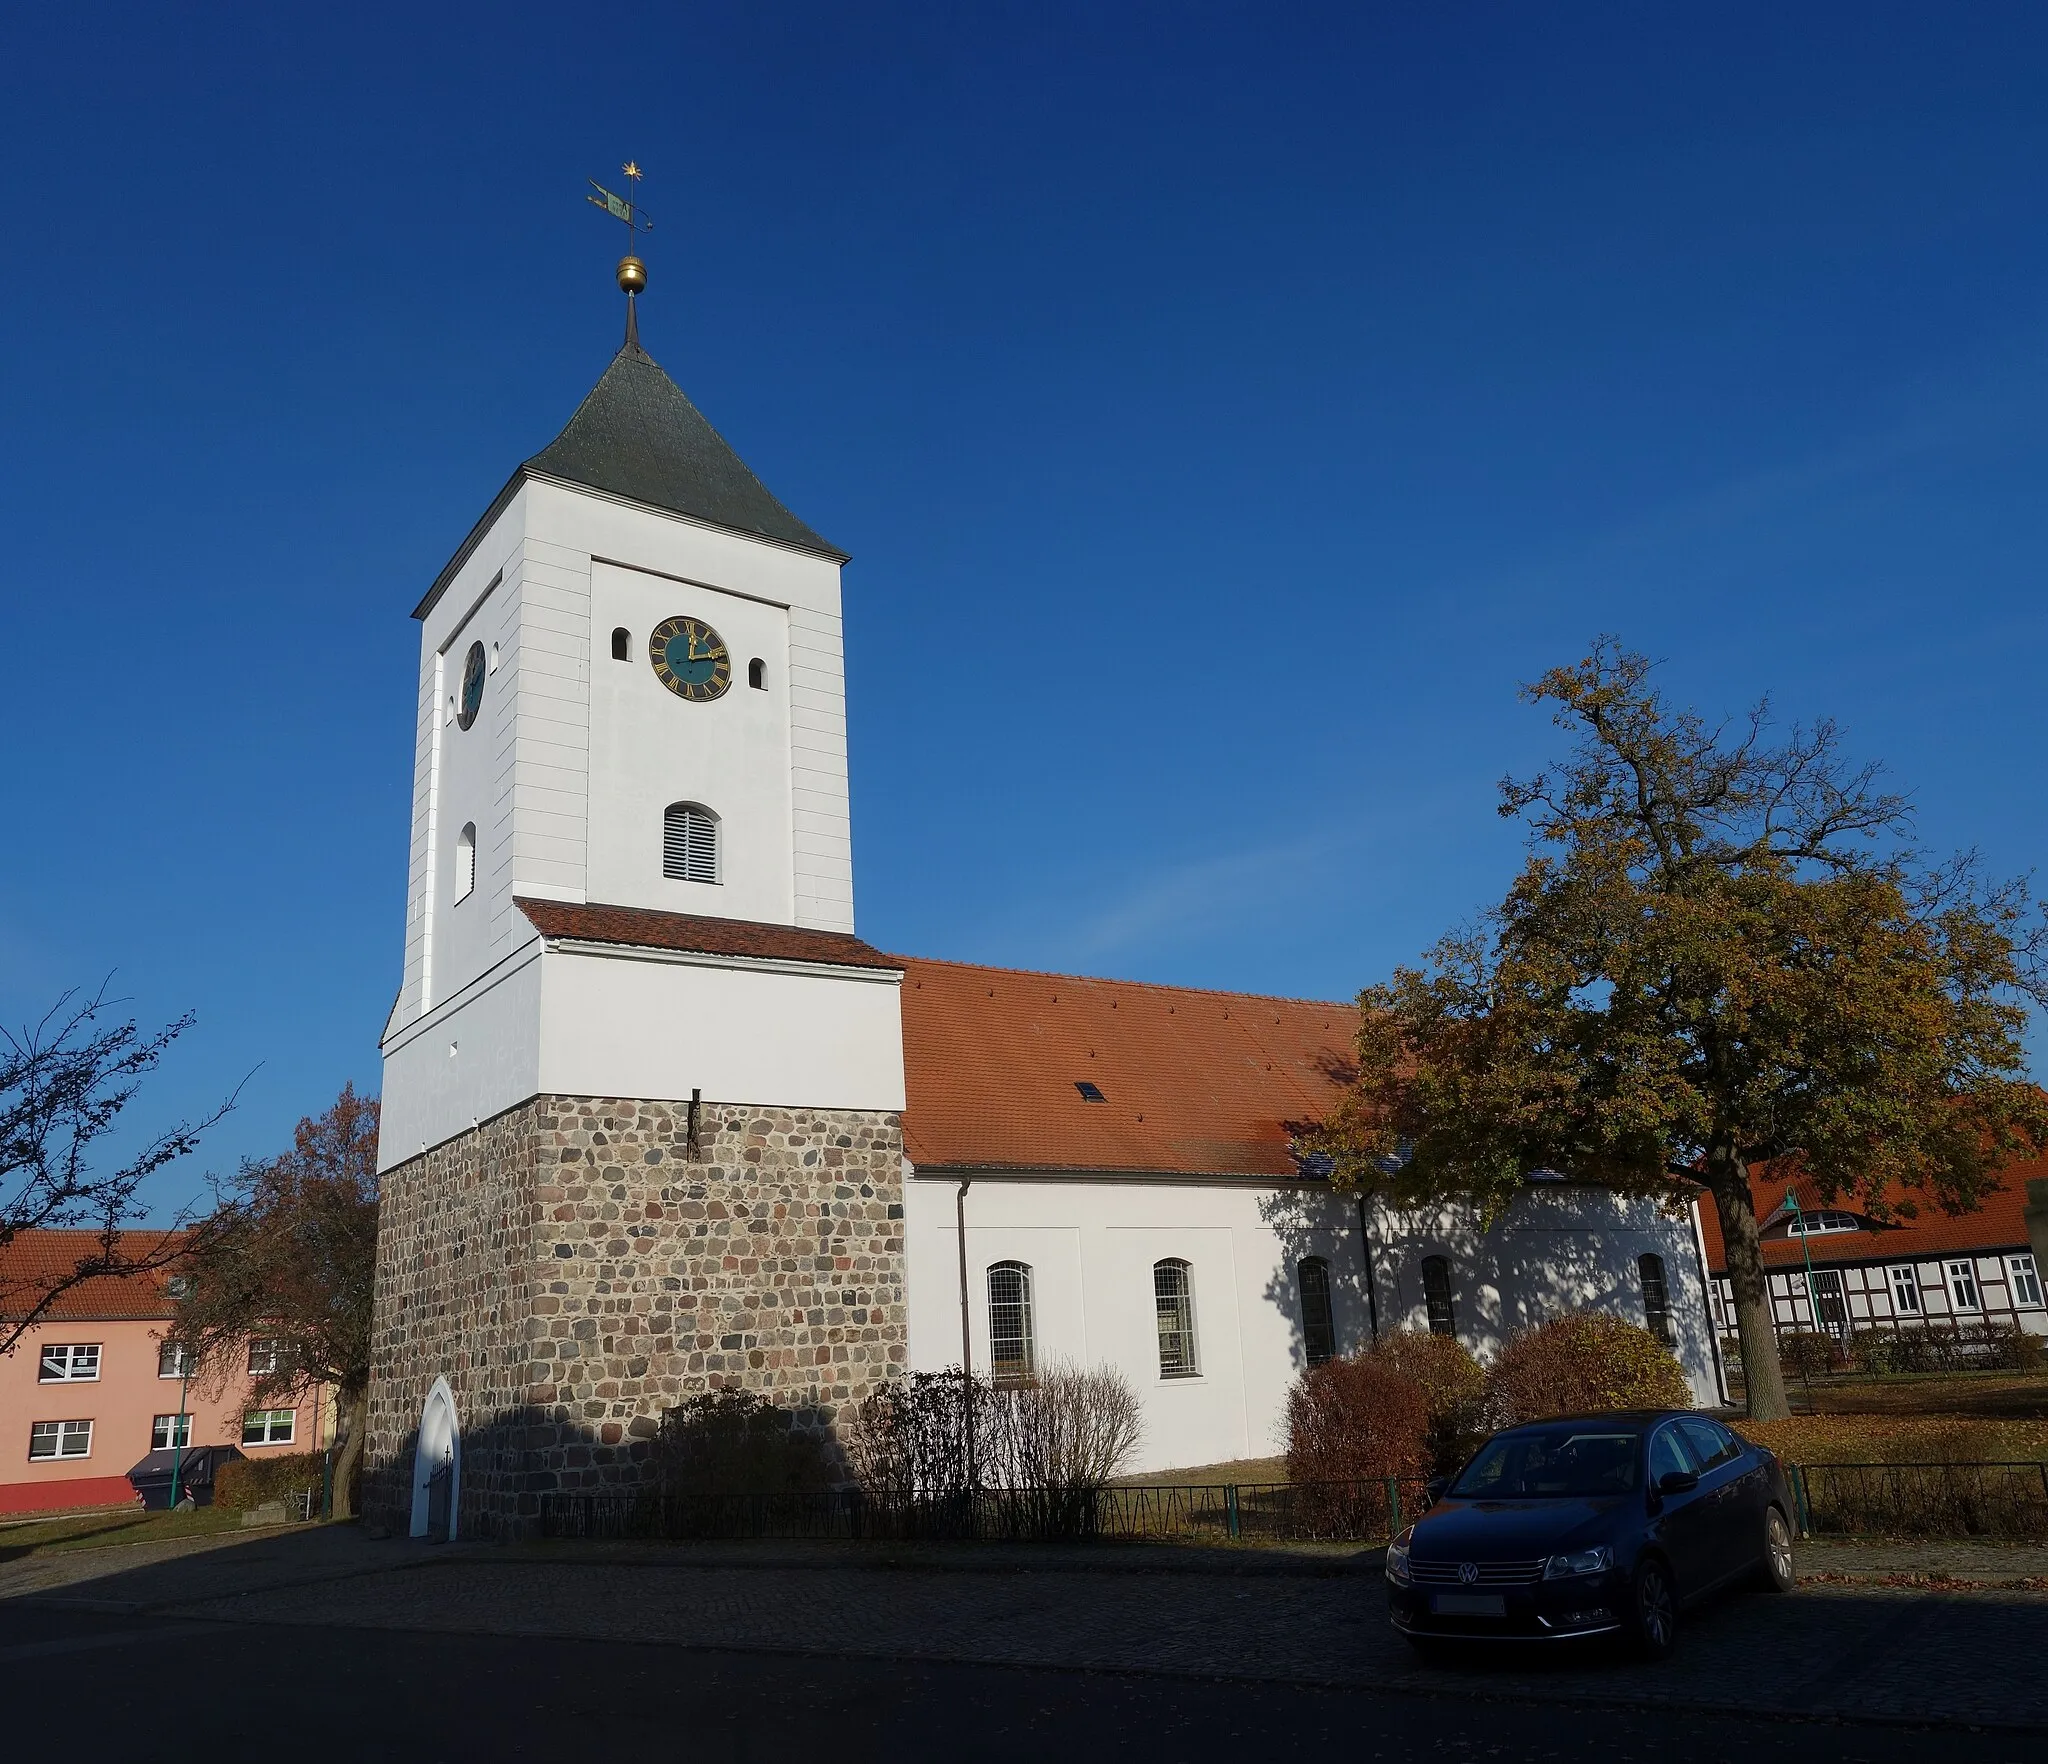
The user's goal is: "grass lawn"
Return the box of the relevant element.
[1727,1369,2048,1463]
[0,1504,255,1563]
[1799,1370,2048,1420]
[1109,1457,1288,1487]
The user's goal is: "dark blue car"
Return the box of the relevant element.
[1385,1409,1797,1659]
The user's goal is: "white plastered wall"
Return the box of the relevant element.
[905,1177,1720,1477]
[391,476,857,1039]
[379,939,904,1171]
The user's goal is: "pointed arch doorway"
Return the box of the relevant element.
[410,1376,461,1541]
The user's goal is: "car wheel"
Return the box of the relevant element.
[1760,1506,1796,1593]
[1627,1556,1679,1661]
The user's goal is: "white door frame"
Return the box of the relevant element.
[408,1375,462,1540]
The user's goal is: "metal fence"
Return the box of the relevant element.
[536,1461,2048,1546]
[1790,1461,2048,1539]
[537,1478,1428,1545]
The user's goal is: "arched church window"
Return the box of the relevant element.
[1154,1259,1199,1378]
[1297,1257,1336,1366]
[611,627,632,662]
[748,658,766,690]
[1639,1253,1673,1346]
[987,1261,1035,1385]
[454,823,476,904]
[663,802,720,884]
[1420,1255,1457,1338]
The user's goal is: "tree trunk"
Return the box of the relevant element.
[1707,1140,1790,1421]
[330,1383,369,1521]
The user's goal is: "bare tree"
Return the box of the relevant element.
[0,987,233,1358]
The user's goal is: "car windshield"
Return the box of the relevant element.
[1449,1428,1641,1498]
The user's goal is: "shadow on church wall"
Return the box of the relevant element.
[365,1393,853,1540]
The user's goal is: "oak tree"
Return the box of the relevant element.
[1307,642,2047,1420]
[172,1084,379,1516]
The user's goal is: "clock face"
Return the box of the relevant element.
[458,641,486,730]
[650,615,732,703]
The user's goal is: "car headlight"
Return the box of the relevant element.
[1543,1545,1613,1579]
[1385,1527,1414,1586]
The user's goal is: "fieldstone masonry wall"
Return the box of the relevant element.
[365,1095,907,1535]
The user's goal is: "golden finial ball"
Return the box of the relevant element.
[617,254,648,295]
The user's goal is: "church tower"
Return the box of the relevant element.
[365,250,908,1538]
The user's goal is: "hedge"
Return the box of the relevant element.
[214,1450,325,1514]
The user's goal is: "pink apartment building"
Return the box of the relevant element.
[1,1230,327,1515]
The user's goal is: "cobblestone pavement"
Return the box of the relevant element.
[7,1529,2045,1731]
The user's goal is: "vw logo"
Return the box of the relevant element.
[1458,1562,1479,1585]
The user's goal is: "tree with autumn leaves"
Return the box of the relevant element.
[171,1085,380,1517]
[1306,641,2048,1421]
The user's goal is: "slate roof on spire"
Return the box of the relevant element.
[525,342,844,560]
[416,340,844,618]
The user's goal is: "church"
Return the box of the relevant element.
[364,260,1721,1539]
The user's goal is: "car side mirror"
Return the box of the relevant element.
[1656,1470,1699,1496]
[1423,1477,1448,1506]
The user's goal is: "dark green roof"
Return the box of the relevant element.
[524,341,843,560]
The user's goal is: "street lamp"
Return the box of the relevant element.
[166,1346,192,1510]
[1776,1186,1825,1405]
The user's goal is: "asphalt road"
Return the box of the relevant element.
[2,1601,2034,1764]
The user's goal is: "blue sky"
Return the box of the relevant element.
[4,4,2046,1212]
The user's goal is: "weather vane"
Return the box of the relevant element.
[587,161,653,345]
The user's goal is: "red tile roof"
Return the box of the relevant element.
[1698,1161,2045,1273]
[0,1230,188,1323]
[897,957,1357,1176]
[517,898,900,971]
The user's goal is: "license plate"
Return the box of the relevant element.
[1431,1593,1506,1617]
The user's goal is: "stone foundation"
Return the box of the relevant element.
[364,1095,907,1535]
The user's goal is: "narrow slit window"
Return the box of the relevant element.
[987,1261,1035,1386]
[611,627,631,662]
[662,802,720,884]
[748,657,766,690]
[455,823,476,903]
[1298,1257,1336,1367]
[1639,1252,1673,1346]
[1154,1258,1198,1378]
[1420,1255,1456,1338]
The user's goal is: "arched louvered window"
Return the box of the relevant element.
[1298,1257,1336,1367]
[1421,1255,1456,1338]
[748,657,766,690]
[611,627,631,662]
[1154,1258,1198,1378]
[454,823,476,904]
[662,803,720,884]
[1639,1253,1673,1346]
[987,1261,1035,1386]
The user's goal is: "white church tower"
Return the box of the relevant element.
[365,251,910,1539]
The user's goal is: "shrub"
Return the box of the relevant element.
[846,1370,985,1496]
[653,1388,834,1514]
[1285,1355,1432,1485]
[846,1364,1144,1496]
[214,1450,325,1514]
[983,1363,1145,1491]
[1486,1313,1693,1425]
[1852,1322,2041,1375]
[1368,1331,1487,1476]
